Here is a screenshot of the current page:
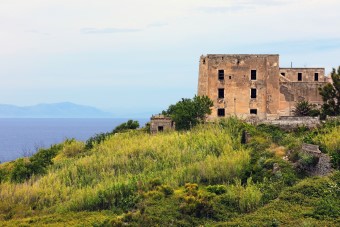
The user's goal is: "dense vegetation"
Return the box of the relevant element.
[162,95,213,130]
[0,118,339,226]
[319,66,340,116]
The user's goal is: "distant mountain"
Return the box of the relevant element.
[0,102,114,118]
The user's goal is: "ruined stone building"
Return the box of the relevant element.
[150,115,175,134]
[197,54,329,120]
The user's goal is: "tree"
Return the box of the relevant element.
[163,95,213,130]
[319,66,340,116]
[112,120,139,134]
[293,100,319,117]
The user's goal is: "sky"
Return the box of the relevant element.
[0,0,340,117]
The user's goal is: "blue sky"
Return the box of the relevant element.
[0,0,340,117]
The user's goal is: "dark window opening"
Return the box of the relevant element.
[251,88,257,98]
[298,73,302,81]
[218,70,224,80]
[217,108,225,117]
[218,88,224,99]
[251,70,257,80]
[158,126,164,132]
[202,59,206,64]
[281,72,285,76]
[314,73,319,81]
[250,109,257,115]
[229,76,232,79]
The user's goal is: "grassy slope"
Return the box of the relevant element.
[0,119,339,226]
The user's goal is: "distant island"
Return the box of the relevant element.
[0,102,113,118]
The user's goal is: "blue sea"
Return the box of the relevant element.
[0,118,148,162]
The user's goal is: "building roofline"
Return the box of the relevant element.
[280,67,324,70]
[204,54,279,57]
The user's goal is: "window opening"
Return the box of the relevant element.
[251,88,257,98]
[218,88,224,99]
[218,70,224,80]
[251,70,257,80]
[250,109,257,115]
[217,109,225,117]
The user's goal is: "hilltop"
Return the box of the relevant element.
[0,118,339,226]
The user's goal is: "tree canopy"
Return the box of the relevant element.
[163,95,213,130]
[319,66,340,116]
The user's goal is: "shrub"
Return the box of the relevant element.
[0,167,7,183]
[112,120,139,134]
[180,184,214,218]
[10,144,61,183]
[158,185,174,196]
[10,158,32,183]
[85,132,111,150]
[62,140,85,157]
[312,196,340,219]
[206,185,227,195]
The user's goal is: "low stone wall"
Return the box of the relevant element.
[260,116,321,130]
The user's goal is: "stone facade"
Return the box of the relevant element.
[150,115,175,134]
[198,54,329,120]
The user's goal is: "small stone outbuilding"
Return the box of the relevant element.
[150,115,175,134]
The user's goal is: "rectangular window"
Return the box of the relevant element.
[251,70,257,80]
[218,70,224,80]
[218,88,224,99]
[158,126,164,132]
[217,108,225,117]
[314,73,319,81]
[251,88,257,99]
[281,72,285,77]
[250,109,257,115]
[298,73,302,81]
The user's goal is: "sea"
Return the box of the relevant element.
[0,118,148,163]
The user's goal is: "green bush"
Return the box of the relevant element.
[206,185,227,195]
[312,196,340,219]
[0,168,7,183]
[85,132,111,150]
[10,144,61,183]
[158,185,174,196]
[10,158,32,183]
[112,120,139,134]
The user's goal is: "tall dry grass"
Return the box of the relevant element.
[0,119,250,214]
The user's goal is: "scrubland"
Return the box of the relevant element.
[0,118,339,226]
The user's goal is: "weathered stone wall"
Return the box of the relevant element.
[150,115,174,134]
[279,68,325,82]
[260,116,321,130]
[197,54,326,120]
[278,81,326,116]
[300,143,332,176]
[198,54,279,120]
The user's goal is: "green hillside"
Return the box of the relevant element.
[0,118,339,226]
